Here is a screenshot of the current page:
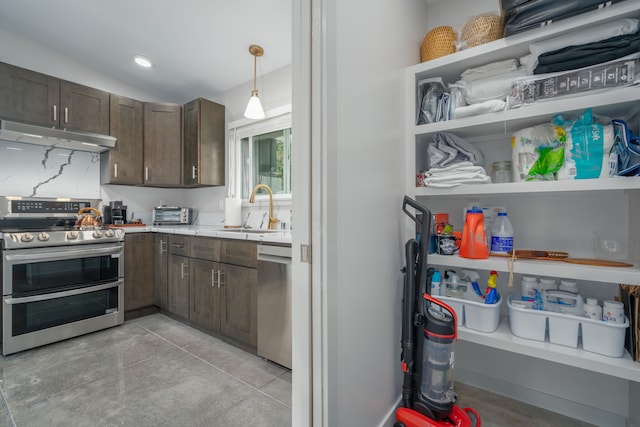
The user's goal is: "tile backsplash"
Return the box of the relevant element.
[0,141,100,198]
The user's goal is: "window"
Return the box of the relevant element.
[230,106,292,200]
[240,128,291,198]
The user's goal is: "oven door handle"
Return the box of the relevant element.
[4,245,123,263]
[4,280,123,305]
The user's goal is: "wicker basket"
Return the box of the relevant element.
[459,13,503,50]
[420,26,457,62]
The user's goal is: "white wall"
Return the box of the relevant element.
[320,1,428,425]
[425,0,499,29]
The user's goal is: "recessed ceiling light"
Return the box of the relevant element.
[132,54,153,68]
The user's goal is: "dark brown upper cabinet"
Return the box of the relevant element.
[143,102,183,187]
[102,95,144,185]
[0,62,109,134]
[183,97,226,187]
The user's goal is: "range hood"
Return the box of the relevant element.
[0,119,116,153]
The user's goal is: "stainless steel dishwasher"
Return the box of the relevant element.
[257,243,292,369]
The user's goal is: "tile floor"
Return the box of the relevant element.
[0,314,594,427]
[0,314,291,427]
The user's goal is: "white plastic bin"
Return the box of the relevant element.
[507,295,630,357]
[435,295,501,332]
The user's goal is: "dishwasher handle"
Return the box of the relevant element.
[257,244,292,264]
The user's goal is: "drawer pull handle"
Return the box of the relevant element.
[181,262,188,279]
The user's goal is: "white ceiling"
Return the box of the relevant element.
[0,0,292,102]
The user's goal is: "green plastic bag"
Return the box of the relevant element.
[526,145,565,181]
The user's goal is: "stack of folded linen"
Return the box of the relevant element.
[424,132,490,187]
[450,58,527,119]
[423,162,491,187]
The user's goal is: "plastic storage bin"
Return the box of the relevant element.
[435,295,501,333]
[507,295,629,357]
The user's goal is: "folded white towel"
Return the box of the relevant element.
[461,59,519,82]
[452,69,529,104]
[424,162,491,187]
[452,99,505,119]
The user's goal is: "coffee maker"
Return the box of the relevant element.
[103,201,127,225]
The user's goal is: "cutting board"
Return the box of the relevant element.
[491,250,633,267]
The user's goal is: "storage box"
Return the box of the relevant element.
[435,295,501,333]
[508,296,630,357]
[508,57,639,109]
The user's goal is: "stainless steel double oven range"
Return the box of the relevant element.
[1,196,124,355]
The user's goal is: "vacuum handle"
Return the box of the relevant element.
[402,196,430,225]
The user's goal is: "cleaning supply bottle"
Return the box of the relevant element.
[445,274,465,299]
[485,271,499,304]
[460,205,489,259]
[431,270,442,296]
[490,212,514,254]
[461,269,484,302]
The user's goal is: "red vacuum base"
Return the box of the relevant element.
[395,406,481,427]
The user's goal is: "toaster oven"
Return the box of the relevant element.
[152,206,193,225]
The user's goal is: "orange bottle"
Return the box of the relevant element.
[460,207,489,259]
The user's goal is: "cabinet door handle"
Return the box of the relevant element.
[53,105,57,121]
[113,163,118,178]
[218,270,225,288]
[171,243,184,249]
[181,262,188,279]
[160,240,167,254]
[64,107,69,124]
[192,166,197,180]
[211,269,216,287]
[145,167,149,181]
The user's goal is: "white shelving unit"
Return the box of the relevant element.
[457,320,640,383]
[406,0,640,390]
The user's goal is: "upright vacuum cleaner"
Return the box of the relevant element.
[395,196,480,427]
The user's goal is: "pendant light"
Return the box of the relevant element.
[244,44,266,120]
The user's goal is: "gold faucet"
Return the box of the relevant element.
[249,184,280,230]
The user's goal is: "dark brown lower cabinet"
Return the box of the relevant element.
[189,258,221,332]
[220,262,257,349]
[124,233,154,312]
[168,253,190,318]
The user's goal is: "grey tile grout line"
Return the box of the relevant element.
[134,322,291,409]
[0,380,18,427]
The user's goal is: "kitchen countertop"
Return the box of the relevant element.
[117,225,292,244]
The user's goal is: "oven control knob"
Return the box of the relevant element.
[92,230,103,238]
[105,229,115,238]
[38,232,50,241]
[21,233,34,242]
[66,231,79,240]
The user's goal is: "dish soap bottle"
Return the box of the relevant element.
[460,205,489,259]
